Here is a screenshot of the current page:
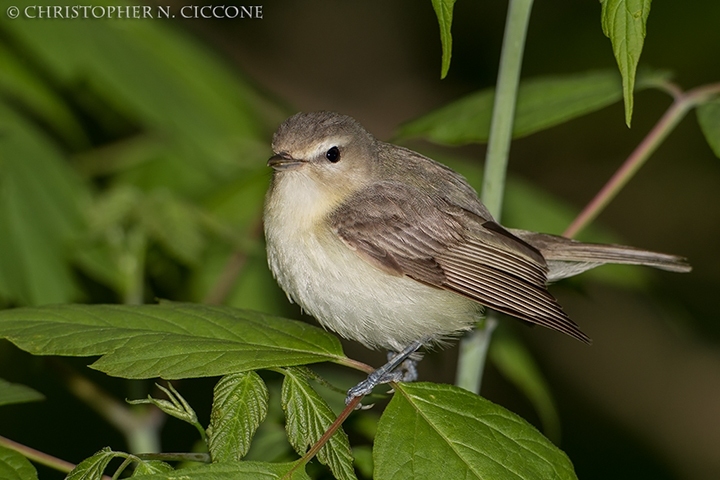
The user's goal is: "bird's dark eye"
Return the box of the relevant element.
[325,146,340,163]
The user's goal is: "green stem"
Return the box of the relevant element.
[455,317,497,393]
[111,457,135,480]
[455,0,534,394]
[563,81,720,238]
[335,356,375,375]
[481,0,533,217]
[137,452,211,463]
[122,227,146,305]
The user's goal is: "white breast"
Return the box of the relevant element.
[264,171,482,352]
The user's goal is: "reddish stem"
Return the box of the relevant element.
[564,82,720,238]
[284,395,363,479]
[0,435,112,480]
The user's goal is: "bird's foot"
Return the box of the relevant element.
[345,340,424,407]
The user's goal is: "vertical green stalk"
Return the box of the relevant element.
[122,227,147,305]
[455,0,534,393]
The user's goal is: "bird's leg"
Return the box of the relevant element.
[345,340,424,405]
[394,355,418,383]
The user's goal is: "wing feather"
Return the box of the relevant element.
[329,181,590,343]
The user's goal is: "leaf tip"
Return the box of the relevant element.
[440,63,450,80]
[624,94,634,127]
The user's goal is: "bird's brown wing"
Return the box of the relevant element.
[329,181,590,343]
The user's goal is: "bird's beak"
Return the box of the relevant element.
[268,152,306,171]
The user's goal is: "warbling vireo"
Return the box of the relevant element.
[264,111,691,403]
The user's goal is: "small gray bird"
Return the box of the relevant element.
[263,111,691,402]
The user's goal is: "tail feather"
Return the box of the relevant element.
[510,230,691,281]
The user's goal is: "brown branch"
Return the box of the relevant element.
[564,81,720,238]
[0,435,112,480]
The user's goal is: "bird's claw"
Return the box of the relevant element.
[344,341,425,408]
[345,369,404,406]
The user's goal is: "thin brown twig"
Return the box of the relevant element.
[284,395,363,479]
[563,81,720,238]
[335,357,375,375]
[0,435,112,480]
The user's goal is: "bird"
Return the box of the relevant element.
[263,111,691,402]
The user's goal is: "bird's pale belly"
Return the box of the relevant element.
[266,217,481,352]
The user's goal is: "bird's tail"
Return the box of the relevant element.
[510,230,691,282]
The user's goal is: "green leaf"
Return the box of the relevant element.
[374,383,577,480]
[131,461,173,476]
[130,461,310,480]
[0,445,38,480]
[280,367,357,480]
[244,380,295,463]
[697,98,720,159]
[600,0,652,126]
[397,69,668,145]
[0,42,88,149]
[207,372,269,462]
[65,448,123,480]
[489,328,561,443]
[0,379,45,406]
[2,0,281,197]
[0,303,345,379]
[431,0,457,79]
[0,103,87,305]
[128,383,204,438]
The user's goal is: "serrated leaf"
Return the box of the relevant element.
[397,69,668,145]
[0,303,345,379]
[131,460,173,476]
[281,367,357,480]
[431,0,456,79]
[0,445,38,480]
[489,328,561,442]
[0,379,45,407]
[697,98,720,159]
[129,461,310,480]
[244,379,295,463]
[128,383,202,432]
[65,448,122,480]
[600,0,652,126]
[208,372,269,462]
[374,383,577,480]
